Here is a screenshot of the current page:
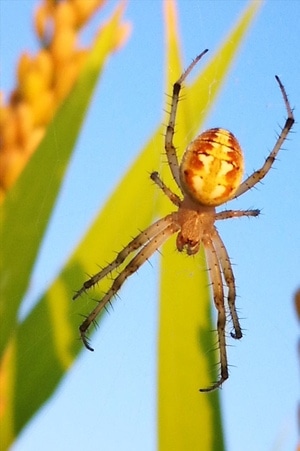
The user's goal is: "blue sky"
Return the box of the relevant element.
[1,1,299,450]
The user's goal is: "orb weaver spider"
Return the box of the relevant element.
[74,49,294,392]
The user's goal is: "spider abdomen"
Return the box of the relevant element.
[180,128,244,206]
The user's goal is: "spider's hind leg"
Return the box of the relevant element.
[234,76,294,199]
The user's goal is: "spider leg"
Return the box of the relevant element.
[200,236,228,392]
[73,214,175,300]
[79,222,180,351]
[216,209,260,221]
[150,171,182,207]
[165,49,208,188]
[235,76,294,198]
[212,228,242,340]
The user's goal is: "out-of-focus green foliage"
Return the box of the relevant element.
[0,1,262,449]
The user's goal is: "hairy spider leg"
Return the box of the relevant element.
[73,215,175,300]
[79,221,180,350]
[165,49,209,188]
[235,76,294,198]
[200,236,228,392]
[215,209,260,220]
[75,49,294,392]
[150,171,182,207]
[212,228,241,339]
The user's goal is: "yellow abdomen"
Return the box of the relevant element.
[180,128,244,206]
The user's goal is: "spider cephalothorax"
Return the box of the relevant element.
[74,49,294,391]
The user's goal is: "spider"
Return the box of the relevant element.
[74,49,294,392]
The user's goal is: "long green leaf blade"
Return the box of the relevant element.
[0,3,126,358]
[158,1,262,450]
[0,5,129,446]
[1,1,262,448]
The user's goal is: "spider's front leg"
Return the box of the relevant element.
[75,214,179,350]
[79,222,179,350]
[200,236,229,392]
[73,215,175,300]
[212,228,242,340]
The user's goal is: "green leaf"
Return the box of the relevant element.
[0,0,262,448]
[0,3,127,357]
[158,2,262,450]
[0,3,129,446]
